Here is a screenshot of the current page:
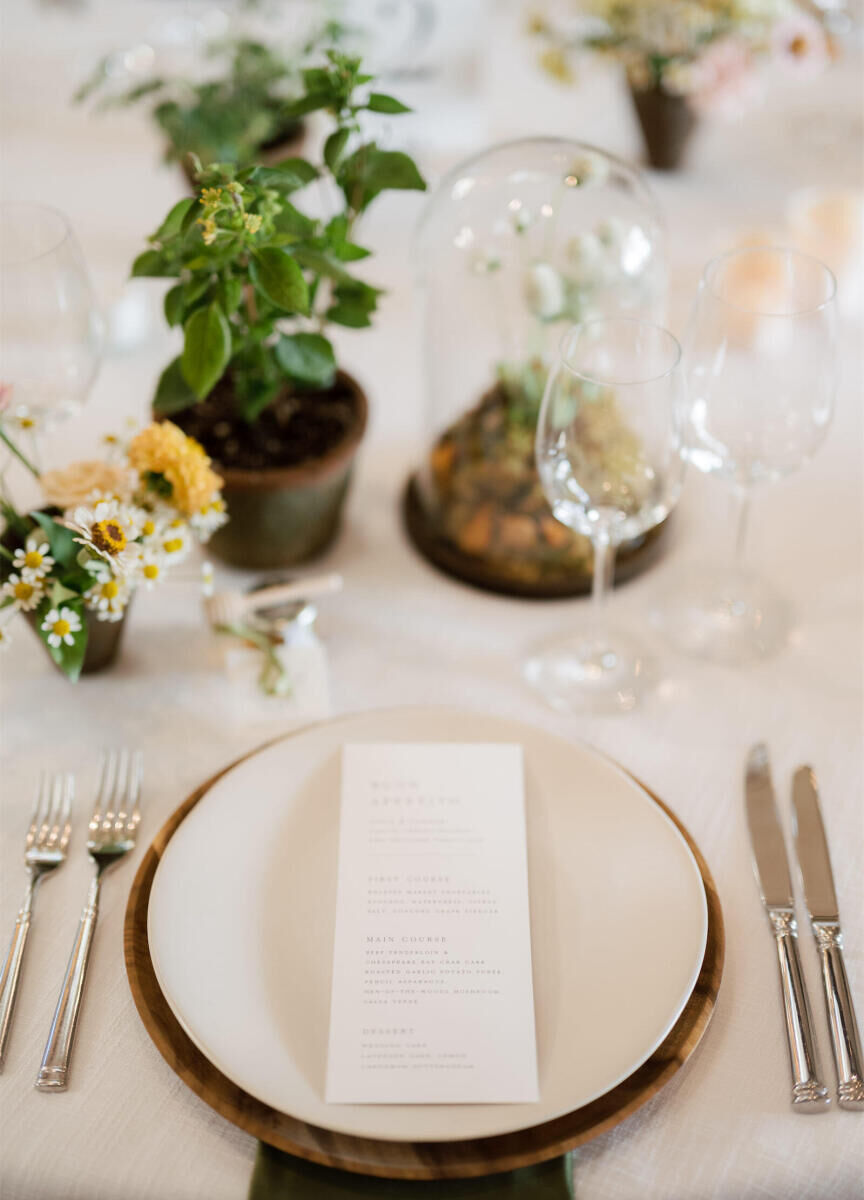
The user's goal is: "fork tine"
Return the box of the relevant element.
[94,750,116,823]
[26,774,49,847]
[113,750,130,833]
[44,774,64,849]
[59,774,74,851]
[127,751,143,830]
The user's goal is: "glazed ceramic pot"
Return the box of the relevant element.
[630,85,697,171]
[205,371,368,570]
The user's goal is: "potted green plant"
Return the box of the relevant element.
[132,51,425,569]
[529,1,829,170]
[76,31,339,181]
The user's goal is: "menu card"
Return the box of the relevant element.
[325,743,538,1104]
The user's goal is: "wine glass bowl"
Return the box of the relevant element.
[665,245,837,665]
[0,204,102,430]
[526,317,685,714]
[685,246,837,487]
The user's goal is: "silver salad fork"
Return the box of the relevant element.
[35,749,142,1091]
[0,773,74,1069]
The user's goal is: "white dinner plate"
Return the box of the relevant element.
[148,708,708,1142]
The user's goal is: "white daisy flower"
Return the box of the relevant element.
[135,550,166,590]
[84,568,131,623]
[12,541,54,582]
[6,406,43,434]
[189,494,228,542]
[41,606,82,648]
[157,519,192,564]
[64,499,143,574]
[1,571,45,612]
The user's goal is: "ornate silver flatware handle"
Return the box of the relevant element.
[0,892,34,1070]
[769,910,830,1111]
[35,881,100,1092]
[813,923,864,1109]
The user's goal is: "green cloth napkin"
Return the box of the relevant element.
[249,1144,574,1200]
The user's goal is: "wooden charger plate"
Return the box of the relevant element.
[125,737,724,1182]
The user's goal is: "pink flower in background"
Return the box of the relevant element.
[0,383,12,412]
[772,11,829,75]
[690,38,762,118]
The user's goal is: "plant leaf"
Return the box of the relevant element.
[365,92,412,114]
[326,279,382,328]
[272,201,317,240]
[323,129,350,173]
[31,512,79,569]
[131,249,174,278]
[290,247,353,284]
[338,144,426,212]
[35,595,87,682]
[181,304,231,399]
[154,356,199,414]
[250,158,318,193]
[163,284,186,327]
[250,248,309,314]
[156,197,197,242]
[275,333,336,389]
[216,276,244,315]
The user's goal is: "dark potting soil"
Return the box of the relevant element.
[174,380,360,472]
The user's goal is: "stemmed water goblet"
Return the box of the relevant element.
[666,245,837,664]
[525,316,686,714]
[0,204,102,457]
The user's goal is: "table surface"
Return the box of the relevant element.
[1,3,863,1199]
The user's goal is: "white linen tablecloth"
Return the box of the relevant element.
[1,3,862,1198]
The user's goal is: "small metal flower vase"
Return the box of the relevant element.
[629,85,697,171]
[80,609,130,674]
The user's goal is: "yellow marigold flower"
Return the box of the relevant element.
[127,422,224,518]
[244,213,263,235]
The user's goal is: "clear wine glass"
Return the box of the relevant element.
[0,204,102,438]
[525,317,686,714]
[666,245,837,664]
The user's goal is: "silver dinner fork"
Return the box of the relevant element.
[0,773,73,1070]
[35,749,142,1092]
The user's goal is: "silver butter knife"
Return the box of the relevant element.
[792,766,864,1110]
[745,744,830,1111]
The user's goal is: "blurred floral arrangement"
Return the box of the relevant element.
[531,0,829,115]
[0,419,225,678]
[75,30,339,170]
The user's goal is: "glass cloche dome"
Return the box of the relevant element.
[405,138,668,598]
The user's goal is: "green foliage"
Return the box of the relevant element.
[76,38,320,169]
[134,50,425,422]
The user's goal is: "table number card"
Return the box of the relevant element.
[325,743,539,1105]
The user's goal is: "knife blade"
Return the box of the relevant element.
[792,767,839,923]
[792,766,864,1110]
[745,743,794,909]
[745,744,829,1110]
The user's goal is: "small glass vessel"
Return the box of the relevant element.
[0,204,102,430]
[407,138,667,598]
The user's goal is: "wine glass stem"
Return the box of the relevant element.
[591,531,615,637]
[734,487,751,567]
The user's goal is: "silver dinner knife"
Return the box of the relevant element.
[792,766,864,1110]
[745,744,830,1111]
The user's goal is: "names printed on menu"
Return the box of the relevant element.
[325,743,538,1104]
